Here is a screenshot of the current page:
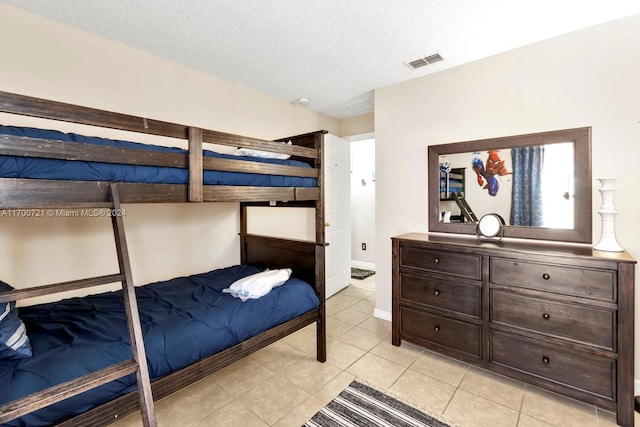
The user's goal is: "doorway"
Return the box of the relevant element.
[349,138,375,272]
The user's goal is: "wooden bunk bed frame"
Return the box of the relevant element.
[0,91,327,426]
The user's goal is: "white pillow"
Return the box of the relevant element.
[223,268,292,302]
[233,140,292,160]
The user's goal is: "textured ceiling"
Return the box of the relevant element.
[4,1,640,118]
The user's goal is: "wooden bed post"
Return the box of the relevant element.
[314,132,327,363]
[188,127,204,202]
[239,203,248,264]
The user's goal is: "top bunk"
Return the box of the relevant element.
[0,91,325,208]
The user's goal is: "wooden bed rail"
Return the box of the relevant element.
[0,91,324,203]
[0,91,319,159]
[0,273,124,303]
[0,134,318,177]
[0,178,321,207]
[0,361,139,424]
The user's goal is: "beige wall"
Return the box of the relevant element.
[340,112,374,137]
[0,3,339,303]
[375,13,640,374]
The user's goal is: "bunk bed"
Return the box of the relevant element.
[0,91,327,426]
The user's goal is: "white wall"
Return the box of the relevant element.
[350,139,376,267]
[375,14,640,372]
[0,3,339,303]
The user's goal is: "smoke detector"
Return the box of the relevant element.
[404,52,444,70]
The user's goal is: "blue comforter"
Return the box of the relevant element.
[0,125,316,187]
[0,265,319,426]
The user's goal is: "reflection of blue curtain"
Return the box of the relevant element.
[510,146,544,226]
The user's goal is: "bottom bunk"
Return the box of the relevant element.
[1,260,323,426]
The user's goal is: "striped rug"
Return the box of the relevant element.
[304,381,452,427]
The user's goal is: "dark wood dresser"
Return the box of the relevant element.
[392,233,636,427]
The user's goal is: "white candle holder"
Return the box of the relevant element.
[594,178,623,252]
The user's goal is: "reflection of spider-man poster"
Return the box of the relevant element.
[472,150,511,196]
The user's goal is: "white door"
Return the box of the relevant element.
[324,134,351,298]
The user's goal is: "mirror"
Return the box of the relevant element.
[428,127,592,243]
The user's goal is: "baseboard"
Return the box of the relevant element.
[374,308,391,322]
[351,260,376,270]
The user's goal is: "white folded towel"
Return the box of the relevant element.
[223,268,292,302]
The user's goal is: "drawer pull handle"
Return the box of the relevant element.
[542,273,550,280]
[542,313,551,320]
[542,356,550,365]
[434,326,441,333]
[434,258,440,264]
[434,290,440,296]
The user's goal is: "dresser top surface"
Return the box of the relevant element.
[392,233,636,264]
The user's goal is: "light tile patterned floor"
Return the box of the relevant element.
[112,275,637,427]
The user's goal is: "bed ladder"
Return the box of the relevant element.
[0,183,157,426]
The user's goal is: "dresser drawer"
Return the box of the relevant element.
[490,290,615,350]
[490,258,616,301]
[400,246,481,280]
[401,307,481,358]
[401,272,481,318]
[491,331,615,400]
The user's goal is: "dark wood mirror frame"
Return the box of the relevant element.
[428,127,592,243]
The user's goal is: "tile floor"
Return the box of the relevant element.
[112,276,637,427]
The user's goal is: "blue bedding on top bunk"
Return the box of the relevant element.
[0,265,319,426]
[0,125,316,187]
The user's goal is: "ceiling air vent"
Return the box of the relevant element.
[405,52,444,70]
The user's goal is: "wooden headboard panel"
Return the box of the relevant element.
[242,234,318,292]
